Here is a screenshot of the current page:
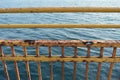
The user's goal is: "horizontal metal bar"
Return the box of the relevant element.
[0,7,120,13]
[0,24,120,28]
[0,56,120,62]
[0,40,120,47]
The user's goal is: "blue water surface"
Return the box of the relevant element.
[0,0,120,80]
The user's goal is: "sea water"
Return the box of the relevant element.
[0,0,120,80]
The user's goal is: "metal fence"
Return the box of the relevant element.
[0,7,120,80]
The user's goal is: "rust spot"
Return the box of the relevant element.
[30,11,33,13]
[91,60,94,62]
[83,60,86,62]
[60,56,65,58]
[72,56,78,58]
[13,44,17,46]
[69,60,73,62]
[97,42,101,44]
[24,40,35,45]
[48,55,52,58]
[36,43,39,45]
[102,61,105,62]
[57,60,60,62]
[0,42,5,46]
[61,60,65,62]
[83,41,93,47]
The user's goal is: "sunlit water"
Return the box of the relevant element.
[0,0,120,80]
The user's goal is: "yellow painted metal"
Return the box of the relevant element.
[0,56,120,62]
[0,24,120,28]
[0,7,120,13]
[0,40,120,47]
[0,6,120,80]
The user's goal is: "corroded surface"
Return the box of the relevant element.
[0,56,120,62]
[0,40,120,47]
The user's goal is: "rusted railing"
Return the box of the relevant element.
[0,40,120,80]
[0,7,120,80]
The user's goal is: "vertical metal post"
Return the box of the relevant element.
[108,47,117,80]
[11,46,20,80]
[85,47,90,80]
[61,46,64,80]
[73,47,77,80]
[23,46,31,80]
[48,46,53,80]
[96,47,104,80]
[0,46,10,80]
[36,46,42,80]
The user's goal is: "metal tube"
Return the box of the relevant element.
[0,40,120,47]
[61,47,64,80]
[48,46,53,80]
[0,7,120,13]
[0,24,120,28]
[0,56,120,62]
[108,47,117,80]
[0,46,10,80]
[85,47,91,80]
[11,46,20,80]
[96,47,104,80]
[36,46,42,80]
[23,46,31,80]
[73,47,77,80]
